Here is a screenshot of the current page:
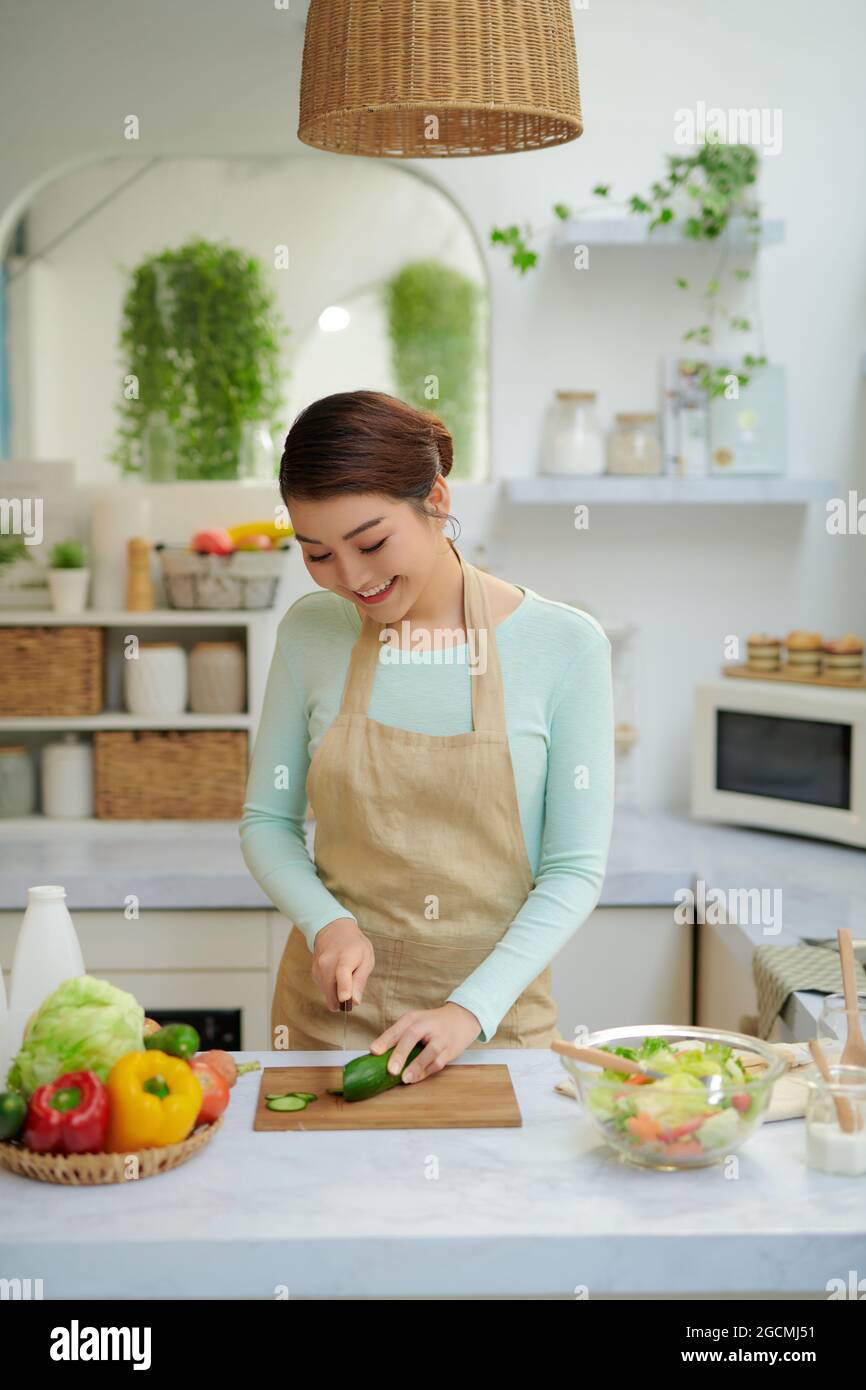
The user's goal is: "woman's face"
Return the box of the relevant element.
[287,483,449,622]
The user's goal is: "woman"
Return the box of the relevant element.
[240,390,615,1087]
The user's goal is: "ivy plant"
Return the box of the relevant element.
[491,143,767,398]
[383,260,483,481]
[111,238,288,480]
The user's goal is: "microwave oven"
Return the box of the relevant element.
[692,679,865,848]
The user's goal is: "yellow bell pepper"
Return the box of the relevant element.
[105,1050,202,1151]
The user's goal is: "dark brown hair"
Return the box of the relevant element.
[279,390,459,535]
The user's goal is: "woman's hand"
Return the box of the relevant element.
[369,1003,482,1083]
[312,918,375,1011]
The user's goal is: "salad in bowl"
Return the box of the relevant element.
[560,1025,787,1170]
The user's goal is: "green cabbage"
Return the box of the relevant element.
[5,975,144,1097]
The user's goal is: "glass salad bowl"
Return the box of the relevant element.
[559,1025,788,1171]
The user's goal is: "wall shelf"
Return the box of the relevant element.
[0,609,271,626]
[554,217,784,250]
[506,477,836,506]
[0,713,252,732]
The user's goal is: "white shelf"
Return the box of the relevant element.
[506,476,836,506]
[0,817,245,835]
[0,713,252,732]
[0,609,273,626]
[554,216,784,249]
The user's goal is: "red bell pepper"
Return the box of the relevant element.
[23,1070,110,1155]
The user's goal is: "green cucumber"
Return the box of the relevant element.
[342,1043,424,1103]
[144,1023,200,1059]
[266,1095,308,1112]
[0,1091,26,1141]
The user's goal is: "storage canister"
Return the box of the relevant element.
[123,642,188,717]
[541,391,605,476]
[607,413,663,476]
[189,642,246,715]
[42,734,94,818]
[0,746,36,817]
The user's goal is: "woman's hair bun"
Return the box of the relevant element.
[428,414,453,477]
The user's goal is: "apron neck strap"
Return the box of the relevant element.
[339,542,508,733]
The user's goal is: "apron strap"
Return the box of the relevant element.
[338,543,509,734]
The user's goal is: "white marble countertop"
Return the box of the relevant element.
[1,1048,862,1300]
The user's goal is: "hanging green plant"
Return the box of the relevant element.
[383,260,483,481]
[111,238,288,480]
[491,143,767,398]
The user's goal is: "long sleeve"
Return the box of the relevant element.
[239,629,357,948]
[446,626,615,1042]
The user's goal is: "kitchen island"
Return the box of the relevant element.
[1,1047,862,1300]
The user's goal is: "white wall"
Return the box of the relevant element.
[1,0,864,809]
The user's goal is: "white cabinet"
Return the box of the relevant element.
[0,909,274,1050]
[1,904,695,1055]
[550,906,693,1034]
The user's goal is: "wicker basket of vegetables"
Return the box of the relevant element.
[0,977,259,1185]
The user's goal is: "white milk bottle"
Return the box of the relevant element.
[7,886,86,1060]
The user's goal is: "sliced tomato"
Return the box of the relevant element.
[731,1092,751,1113]
[663,1139,704,1159]
[626,1112,664,1143]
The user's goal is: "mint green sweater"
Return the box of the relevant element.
[239,582,615,1042]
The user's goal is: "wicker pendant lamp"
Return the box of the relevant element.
[298,0,583,159]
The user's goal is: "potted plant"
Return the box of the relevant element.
[111,238,288,481]
[48,541,90,615]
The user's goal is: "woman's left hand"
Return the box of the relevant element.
[369,1003,482,1083]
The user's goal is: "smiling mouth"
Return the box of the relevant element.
[353,576,398,604]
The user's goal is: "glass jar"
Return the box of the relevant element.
[0,746,36,817]
[817,993,866,1068]
[238,421,277,482]
[541,392,605,476]
[141,411,178,483]
[804,1064,866,1175]
[607,413,663,476]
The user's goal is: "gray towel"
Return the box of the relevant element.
[753,944,866,1040]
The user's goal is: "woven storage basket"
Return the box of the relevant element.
[298,0,582,158]
[0,626,104,716]
[0,1117,222,1185]
[94,730,247,820]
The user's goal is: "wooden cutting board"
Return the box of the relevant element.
[253,1064,522,1130]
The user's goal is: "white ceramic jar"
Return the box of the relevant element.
[0,746,36,817]
[42,734,94,818]
[542,391,605,476]
[189,642,246,715]
[123,642,188,717]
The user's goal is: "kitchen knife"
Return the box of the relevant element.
[340,996,352,1050]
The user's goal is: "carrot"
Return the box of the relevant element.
[196,1049,261,1088]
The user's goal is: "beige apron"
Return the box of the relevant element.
[271,542,562,1051]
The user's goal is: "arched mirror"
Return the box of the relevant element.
[3,155,490,486]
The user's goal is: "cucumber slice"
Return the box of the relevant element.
[266,1095,308,1112]
[266,1090,318,1103]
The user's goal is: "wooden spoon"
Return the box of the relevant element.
[837,927,866,1068]
[551,1040,649,1076]
[808,1038,862,1133]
